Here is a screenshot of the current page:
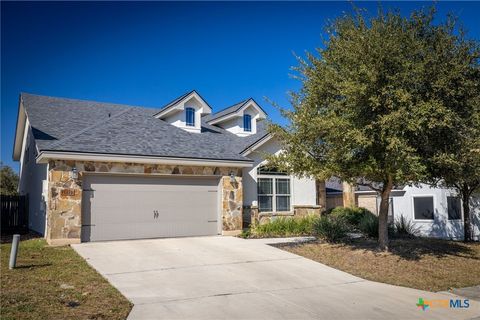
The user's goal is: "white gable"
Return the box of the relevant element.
[208,99,267,136]
[155,91,212,133]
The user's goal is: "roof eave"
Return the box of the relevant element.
[12,95,27,161]
[36,150,254,168]
[240,133,273,156]
[153,90,212,119]
[207,99,267,126]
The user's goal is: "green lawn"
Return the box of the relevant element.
[1,236,132,320]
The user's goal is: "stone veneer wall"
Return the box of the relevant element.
[47,160,243,245]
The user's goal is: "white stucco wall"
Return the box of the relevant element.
[472,195,480,241]
[222,105,259,136]
[242,138,317,209]
[162,96,205,133]
[18,124,48,235]
[390,183,479,240]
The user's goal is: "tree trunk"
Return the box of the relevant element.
[378,178,393,251]
[462,190,472,242]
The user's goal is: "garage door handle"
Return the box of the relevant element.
[208,220,217,223]
[83,189,95,192]
[82,224,96,227]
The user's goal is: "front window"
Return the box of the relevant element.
[413,196,434,220]
[257,166,290,212]
[258,178,273,212]
[447,196,462,220]
[243,114,252,132]
[275,178,291,211]
[185,107,195,126]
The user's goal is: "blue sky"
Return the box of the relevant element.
[2,1,479,172]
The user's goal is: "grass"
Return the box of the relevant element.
[1,236,132,320]
[277,238,480,292]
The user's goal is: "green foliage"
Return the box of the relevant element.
[358,214,379,238]
[267,5,480,247]
[313,216,348,242]
[0,163,19,195]
[250,215,318,238]
[419,29,480,240]
[238,229,252,239]
[329,206,375,226]
[393,215,420,238]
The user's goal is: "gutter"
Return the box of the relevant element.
[36,151,254,168]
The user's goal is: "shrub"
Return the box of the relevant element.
[313,216,348,242]
[358,213,379,238]
[393,215,420,238]
[329,206,376,227]
[238,229,251,239]
[250,215,318,238]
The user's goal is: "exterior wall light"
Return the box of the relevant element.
[70,167,78,179]
[229,171,236,183]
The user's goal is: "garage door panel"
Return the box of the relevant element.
[81,175,220,242]
[90,191,217,224]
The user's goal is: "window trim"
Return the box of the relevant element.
[275,177,291,212]
[412,195,436,222]
[257,174,291,213]
[257,178,274,212]
[257,166,288,176]
[447,196,463,221]
[243,114,252,132]
[185,107,195,127]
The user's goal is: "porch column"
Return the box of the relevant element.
[342,181,356,207]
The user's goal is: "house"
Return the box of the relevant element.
[326,180,480,241]
[13,91,324,245]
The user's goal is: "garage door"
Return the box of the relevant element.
[81,175,219,242]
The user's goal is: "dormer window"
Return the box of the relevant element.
[243,114,252,132]
[206,98,267,137]
[185,107,195,126]
[155,91,211,133]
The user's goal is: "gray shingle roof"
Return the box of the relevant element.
[21,93,269,162]
[202,99,249,123]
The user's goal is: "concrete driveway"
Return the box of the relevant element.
[72,236,479,320]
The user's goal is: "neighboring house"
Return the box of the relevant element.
[326,180,480,241]
[13,91,324,245]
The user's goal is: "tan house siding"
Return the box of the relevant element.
[356,194,378,215]
[326,194,343,210]
[46,160,244,245]
[327,193,378,215]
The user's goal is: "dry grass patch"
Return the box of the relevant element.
[1,236,132,320]
[277,238,480,292]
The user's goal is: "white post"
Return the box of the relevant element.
[9,234,20,269]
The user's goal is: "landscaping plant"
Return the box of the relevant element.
[313,216,348,242]
[329,207,374,227]
[358,214,379,239]
[393,215,420,238]
[250,215,318,238]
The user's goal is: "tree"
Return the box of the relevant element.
[422,55,480,241]
[0,163,19,195]
[430,141,480,242]
[268,6,478,250]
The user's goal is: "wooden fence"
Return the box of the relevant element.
[1,195,28,233]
